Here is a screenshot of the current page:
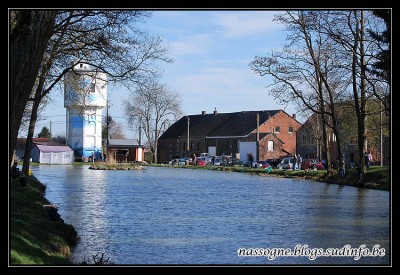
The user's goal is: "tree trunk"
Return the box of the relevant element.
[9,10,56,167]
[22,85,44,174]
[352,11,368,184]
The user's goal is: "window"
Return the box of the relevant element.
[302,134,307,145]
[288,126,293,133]
[267,140,274,152]
[90,83,95,93]
[275,126,280,133]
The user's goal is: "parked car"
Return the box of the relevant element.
[170,158,186,166]
[257,161,271,169]
[183,157,193,165]
[277,157,294,170]
[266,158,281,168]
[243,160,258,168]
[195,157,208,166]
[213,157,222,166]
[301,159,325,170]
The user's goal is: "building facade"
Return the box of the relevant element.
[64,62,107,161]
[31,144,74,164]
[296,112,390,168]
[157,109,301,164]
[105,139,145,163]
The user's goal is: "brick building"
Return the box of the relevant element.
[297,112,390,167]
[157,109,301,164]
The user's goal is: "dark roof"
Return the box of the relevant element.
[16,138,66,148]
[159,110,282,139]
[108,139,141,146]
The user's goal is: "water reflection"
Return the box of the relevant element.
[30,165,390,265]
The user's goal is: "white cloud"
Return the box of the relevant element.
[167,66,291,114]
[168,33,213,57]
[212,11,284,39]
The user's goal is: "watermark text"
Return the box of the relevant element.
[237,244,385,260]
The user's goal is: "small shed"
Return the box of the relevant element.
[31,144,74,164]
[106,139,145,163]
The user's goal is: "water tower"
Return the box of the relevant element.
[64,63,107,161]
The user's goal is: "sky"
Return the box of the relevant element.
[30,10,304,139]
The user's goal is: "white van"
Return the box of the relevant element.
[277,157,294,170]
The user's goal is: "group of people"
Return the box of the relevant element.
[293,154,302,170]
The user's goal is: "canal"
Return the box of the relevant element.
[30,165,390,265]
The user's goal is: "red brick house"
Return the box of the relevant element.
[157,109,301,164]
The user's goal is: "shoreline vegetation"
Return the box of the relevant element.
[9,162,390,265]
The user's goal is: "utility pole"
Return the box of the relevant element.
[49,121,52,138]
[187,116,190,152]
[106,100,109,146]
[138,123,142,146]
[256,113,259,161]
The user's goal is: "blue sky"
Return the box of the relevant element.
[32,10,303,139]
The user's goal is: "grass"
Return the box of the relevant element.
[9,175,79,265]
[154,163,391,191]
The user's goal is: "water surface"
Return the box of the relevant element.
[31,165,390,265]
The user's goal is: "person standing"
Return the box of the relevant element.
[297,154,302,171]
[248,153,254,168]
[368,151,373,167]
[340,158,346,178]
[364,151,370,169]
[192,154,197,165]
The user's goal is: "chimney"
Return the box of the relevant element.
[202,111,206,115]
[292,114,296,120]
[213,107,217,115]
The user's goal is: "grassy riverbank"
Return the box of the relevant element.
[158,164,391,191]
[9,175,79,265]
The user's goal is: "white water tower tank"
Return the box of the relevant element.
[64,62,107,161]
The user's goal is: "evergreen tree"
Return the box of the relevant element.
[38,126,51,138]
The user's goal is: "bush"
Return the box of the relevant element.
[78,253,115,265]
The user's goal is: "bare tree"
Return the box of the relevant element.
[319,10,390,180]
[18,10,172,173]
[9,10,57,166]
[124,81,183,163]
[102,116,125,140]
[250,11,348,174]
[250,10,389,179]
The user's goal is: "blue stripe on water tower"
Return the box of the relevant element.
[70,115,83,128]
